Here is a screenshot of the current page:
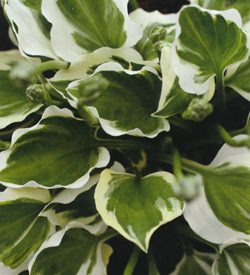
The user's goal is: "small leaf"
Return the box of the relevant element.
[0,106,110,189]
[0,188,53,273]
[0,50,42,129]
[95,170,184,252]
[154,46,198,118]
[170,249,215,275]
[171,5,249,95]
[67,64,169,137]
[29,223,115,275]
[41,0,142,61]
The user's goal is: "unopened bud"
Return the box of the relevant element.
[173,174,201,202]
[26,84,46,103]
[70,73,110,106]
[148,25,167,44]
[182,98,213,122]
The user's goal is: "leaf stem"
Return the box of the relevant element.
[216,72,226,112]
[148,247,160,275]
[216,125,250,148]
[123,245,141,275]
[171,146,183,179]
[96,137,155,151]
[35,60,69,74]
[149,153,209,175]
[129,0,140,10]
[167,116,196,133]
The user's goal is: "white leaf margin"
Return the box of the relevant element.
[3,0,58,60]
[0,106,110,189]
[67,62,170,138]
[28,221,114,275]
[41,0,143,62]
[51,47,143,82]
[129,7,177,31]
[170,5,249,95]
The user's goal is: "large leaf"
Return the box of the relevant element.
[0,106,110,189]
[213,240,250,275]
[170,249,215,275]
[171,5,249,95]
[94,169,184,252]
[41,0,142,61]
[67,63,169,137]
[0,188,53,274]
[29,222,116,275]
[3,0,57,59]
[184,135,250,243]
[0,50,42,129]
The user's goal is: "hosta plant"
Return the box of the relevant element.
[1,0,250,274]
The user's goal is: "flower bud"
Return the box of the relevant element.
[26,84,46,103]
[173,174,201,202]
[77,73,110,105]
[148,25,167,44]
[182,98,213,122]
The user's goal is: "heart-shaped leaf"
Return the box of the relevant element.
[171,5,249,95]
[95,169,184,252]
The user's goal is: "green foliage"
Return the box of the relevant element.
[1,0,250,274]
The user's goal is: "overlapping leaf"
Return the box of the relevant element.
[213,240,250,275]
[48,47,143,103]
[154,46,203,118]
[95,170,184,252]
[0,106,110,189]
[184,135,250,243]
[171,5,249,95]
[0,50,42,129]
[0,188,53,274]
[170,249,215,275]
[42,175,107,234]
[41,0,142,61]
[67,63,169,137]
[29,222,116,275]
